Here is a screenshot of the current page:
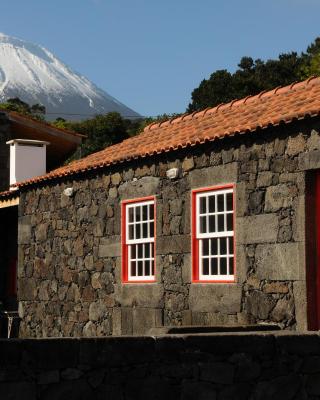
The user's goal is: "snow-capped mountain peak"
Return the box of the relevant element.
[0,33,140,120]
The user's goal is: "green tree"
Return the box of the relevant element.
[0,97,46,120]
[66,112,145,161]
[188,38,320,112]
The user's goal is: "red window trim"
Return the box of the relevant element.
[191,184,236,283]
[121,196,156,284]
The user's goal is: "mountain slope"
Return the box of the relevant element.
[0,33,140,120]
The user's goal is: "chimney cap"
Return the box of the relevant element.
[6,139,50,146]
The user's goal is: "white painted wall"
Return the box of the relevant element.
[6,139,50,187]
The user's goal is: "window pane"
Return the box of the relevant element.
[131,245,136,259]
[142,223,148,238]
[202,239,209,256]
[217,194,224,212]
[145,243,150,258]
[208,195,215,213]
[151,260,155,275]
[138,244,143,259]
[142,205,148,221]
[129,208,134,223]
[136,206,141,222]
[227,214,233,231]
[211,258,218,275]
[220,258,227,275]
[208,215,215,233]
[200,216,207,233]
[220,238,227,255]
[145,260,150,276]
[150,222,154,238]
[129,224,134,240]
[229,237,234,254]
[136,224,141,239]
[211,238,218,255]
[200,197,206,214]
[229,257,234,275]
[138,261,143,276]
[226,193,233,211]
[218,214,224,232]
[131,261,136,276]
[203,258,209,275]
[149,204,154,220]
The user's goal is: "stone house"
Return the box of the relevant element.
[0,111,83,330]
[7,77,320,337]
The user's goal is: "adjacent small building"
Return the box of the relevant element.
[6,77,320,337]
[0,112,83,332]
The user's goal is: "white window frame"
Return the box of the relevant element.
[125,199,155,281]
[195,187,235,282]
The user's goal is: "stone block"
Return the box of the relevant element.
[245,290,276,320]
[18,278,37,301]
[292,195,305,243]
[265,184,298,212]
[255,242,302,281]
[235,245,248,284]
[18,216,31,245]
[237,214,278,244]
[293,281,307,331]
[41,380,94,400]
[307,130,320,151]
[181,381,217,400]
[181,253,191,283]
[157,235,190,255]
[256,171,273,187]
[188,163,237,189]
[132,308,162,335]
[118,176,160,199]
[298,150,320,170]
[200,361,235,384]
[235,181,247,217]
[112,308,121,336]
[0,382,36,400]
[286,134,305,156]
[182,157,194,172]
[253,374,302,400]
[114,284,164,308]
[121,307,133,335]
[98,237,121,257]
[271,297,294,322]
[189,284,242,313]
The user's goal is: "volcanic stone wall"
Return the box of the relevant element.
[18,118,320,338]
[2,333,320,399]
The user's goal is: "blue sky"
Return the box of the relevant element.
[1,0,320,117]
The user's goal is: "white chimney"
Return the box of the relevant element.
[6,139,50,188]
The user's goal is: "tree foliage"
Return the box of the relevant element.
[0,97,46,120]
[188,38,320,112]
[51,112,145,161]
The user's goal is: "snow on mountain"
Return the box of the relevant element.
[0,33,140,120]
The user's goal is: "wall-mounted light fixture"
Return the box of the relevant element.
[166,168,179,180]
[63,187,74,197]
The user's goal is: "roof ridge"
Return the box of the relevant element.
[143,76,320,132]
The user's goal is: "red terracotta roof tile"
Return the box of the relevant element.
[16,76,320,188]
[0,189,19,200]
